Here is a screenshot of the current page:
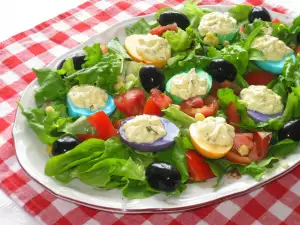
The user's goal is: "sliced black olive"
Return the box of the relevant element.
[52,136,80,156]
[146,162,181,192]
[158,11,190,30]
[248,6,271,23]
[278,119,300,141]
[139,65,165,92]
[206,59,237,82]
[57,54,86,71]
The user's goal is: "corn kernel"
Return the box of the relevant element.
[125,74,136,82]
[46,145,52,154]
[195,113,205,121]
[237,145,249,157]
[114,82,124,90]
[45,106,54,113]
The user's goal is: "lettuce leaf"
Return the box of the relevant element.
[163,28,192,52]
[179,0,205,28]
[268,139,299,158]
[229,5,253,22]
[18,102,72,144]
[82,43,103,68]
[107,37,130,59]
[163,105,196,128]
[66,53,122,94]
[57,58,76,76]
[125,18,151,35]
[34,68,68,106]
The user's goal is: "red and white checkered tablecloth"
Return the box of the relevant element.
[0,0,300,224]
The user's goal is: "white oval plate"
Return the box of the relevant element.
[13,5,300,213]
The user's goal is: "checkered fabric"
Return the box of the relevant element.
[1,0,300,224]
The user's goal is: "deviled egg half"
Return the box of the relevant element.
[125,34,171,68]
[240,85,284,122]
[67,85,116,118]
[119,115,179,152]
[166,68,212,104]
[198,12,238,45]
[189,117,235,159]
[251,35,295,74]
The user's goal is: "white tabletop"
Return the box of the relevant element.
[0,0,299,225]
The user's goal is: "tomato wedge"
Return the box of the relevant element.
[272,18,281,24]
[150,23,178,36]
[226,102,241,133]
[225,151,252,165]
[186,150,215,181]
[114,88,146,117]
[87,111,118,140]
[180,95,219,117]
[144,97,162,116]
[245,71,276,86]
[248,131,272,161]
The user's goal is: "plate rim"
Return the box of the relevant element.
[12,5,298,214]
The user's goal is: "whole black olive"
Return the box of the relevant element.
[139,65,165,92]
[146,162,181,192]
[52,136,80,156]
[206,59,237,82]
[158,11,190,30]
[278,119,300,141]
[57,54,86,71]
[248,6,271,23]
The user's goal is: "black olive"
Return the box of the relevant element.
[158,11,190,30]
[52,136,80,156]
[57,54,86,71]
[139,65,165,92]
[248,6,271,23]
[278,119,300,141]
[206,59,237,82]
[146,162,181,192]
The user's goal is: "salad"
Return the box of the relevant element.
[19,1,300,199]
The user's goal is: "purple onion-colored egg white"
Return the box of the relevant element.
[247,109,284,123]
[119,117,180,152]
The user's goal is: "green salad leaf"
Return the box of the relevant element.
[125,18,151,35]
[268,139,299,158]
[66,53,122,94]
[57,58,76,76]
[229,5,253,22]
[163,105,196,128]
[107,37,130,59]
[163,28,192,52]
[82,43,103,68]
[155,137,189,183]
[18,102,72,144]
[34,68,68,106]
[179,0,204,28]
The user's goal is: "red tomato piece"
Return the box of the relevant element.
[100,44,108,54]
[233,133,254,151]
[226,102,241,133]
[186,150,215,181]
[295,45,300,54]
[211,81,242,97]
[87,111,118,140]
[272,18,281,24]
[225,151,252,165]
[248,131,272,161]
[239,25,245,34]
[114,88,146,117]
[150,23,178,36]
[144,97,162,116]
[180,95,219,117]
[245,71,276,86]
[150,88,173,110]
[180,97,204,109]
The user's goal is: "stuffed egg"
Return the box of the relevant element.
[251,35,295,74]
[125,34,171,68]
[189,117,235,159]
[240,85,284,122]
[166,68,212,104]
[198,12,238,45]
[119,115,179,152]
[67,85,116,118]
